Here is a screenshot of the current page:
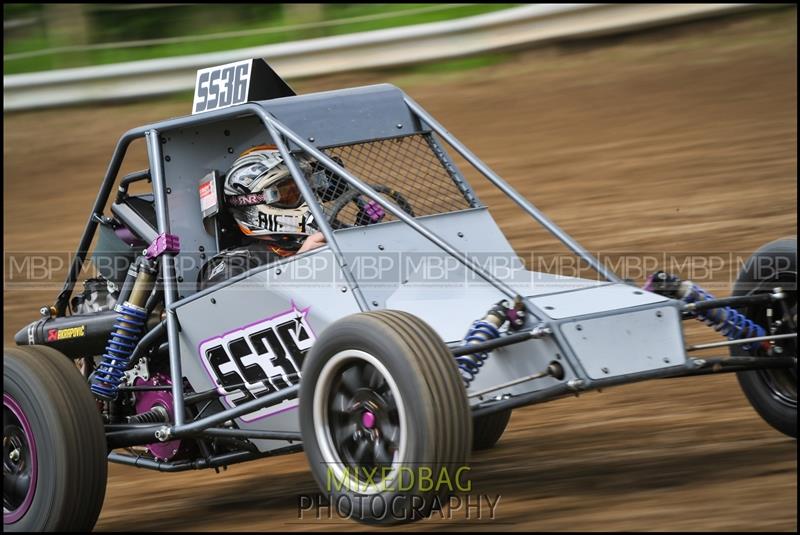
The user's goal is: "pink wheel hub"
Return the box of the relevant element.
[361,410,376,429]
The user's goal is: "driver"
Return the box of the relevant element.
[197,145,327,291]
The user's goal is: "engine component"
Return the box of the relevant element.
[644,271,766,350]
[71,277,118,314]
[14,310,118,358]
[456,297,527,386]
[93,220,145,286]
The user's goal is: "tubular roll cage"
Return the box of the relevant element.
[53,99,796,454]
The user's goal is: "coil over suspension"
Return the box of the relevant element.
[456,297,527,386]
[90,262,156,400]
[645,271,765,350]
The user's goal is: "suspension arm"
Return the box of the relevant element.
[107,447,301,473]
[449,324,551,357]
[683,290,785,314]
[687,332,797,352]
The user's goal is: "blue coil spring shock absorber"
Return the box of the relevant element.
[90,303,148,400]
[645,271,765,350]
[456,298,526,387]
[456,320,501,386]
[683,284,765,349]
[91,261,156,400]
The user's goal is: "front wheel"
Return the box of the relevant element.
[731,237,797,438]
[299,310,471,524]
[4,345,108,531]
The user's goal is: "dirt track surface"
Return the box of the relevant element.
[3,8,797,532]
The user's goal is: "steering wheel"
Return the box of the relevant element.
[326,184,415,230]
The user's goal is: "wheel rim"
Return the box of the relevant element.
[313,350,407,495]
[745,279,797,408]
[3,393,37,525]
[756,302,797,408]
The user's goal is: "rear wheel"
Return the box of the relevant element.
[4,345,107,531]
[472,409,512,451]
[300,310,471,524]
[730,237,797,438]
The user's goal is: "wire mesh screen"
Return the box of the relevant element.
[301,133,478,229]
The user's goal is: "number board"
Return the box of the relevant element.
[192,58,296,115]
[197,303,316,422]
[193,59,252,114]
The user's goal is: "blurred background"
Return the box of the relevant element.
[3,3,514,73]
[3,3,797,532]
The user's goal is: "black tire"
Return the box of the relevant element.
[4,345,108,531]
[472,409,512,451]
[299,310,471,524]
[730,236,797,438]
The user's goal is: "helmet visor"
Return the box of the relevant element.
[265,176,303,208]
[226,176,304,209]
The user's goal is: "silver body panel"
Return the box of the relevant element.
[333,208,608,313]
[530,284,668,319]
[174,249,360,451]
[560,305,685,380]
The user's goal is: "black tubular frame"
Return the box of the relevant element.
[105,423,302,450]
[107,444,302,473]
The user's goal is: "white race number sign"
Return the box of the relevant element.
[192,59,252,114]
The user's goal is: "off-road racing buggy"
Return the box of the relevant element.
[4,59,796,531]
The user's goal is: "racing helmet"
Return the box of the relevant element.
[223,146,315,238]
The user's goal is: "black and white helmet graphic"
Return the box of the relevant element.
[224,146,315,238]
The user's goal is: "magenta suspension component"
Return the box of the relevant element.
[644,271,766,350]
[132,374,182,462]
[145,233,180,260]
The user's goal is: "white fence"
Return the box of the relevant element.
[3,4,762,111]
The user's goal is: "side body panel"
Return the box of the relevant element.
[332,209,686,405]
[174,249,360,451]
